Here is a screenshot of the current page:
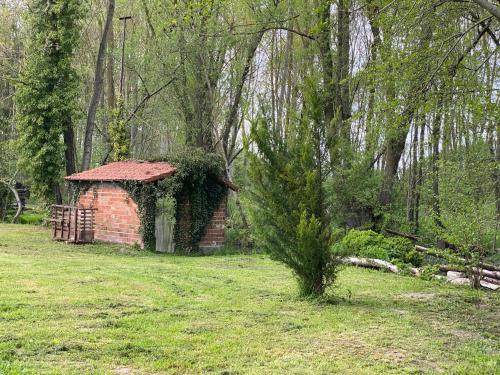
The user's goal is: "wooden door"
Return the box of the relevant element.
[155,197,175,252]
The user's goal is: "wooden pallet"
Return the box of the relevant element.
[51,205,96,243]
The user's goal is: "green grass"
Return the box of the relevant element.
[16,212,46,225]
[3,211,47,225]
[0,224,498,374]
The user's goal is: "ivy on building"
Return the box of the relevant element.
[69,148,228,252]
[154,148,227,252]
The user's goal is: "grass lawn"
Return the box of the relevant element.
[0,224,498,374]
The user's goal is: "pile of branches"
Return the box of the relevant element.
[343,230,499,291]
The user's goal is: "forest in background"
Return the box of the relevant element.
[0,0,498,266]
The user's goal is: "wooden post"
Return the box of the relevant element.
[119,16,132,96]
[74,207,78,242]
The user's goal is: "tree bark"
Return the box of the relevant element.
[335,0,351,147]
[365,1,381,160]
[82,0,115,171]
[415,115,425,231]
[431,96,444,228]
[472,0,500,20]
[316,0,335,150]
[494,108,499,253]
[106,18,116,110]
[63,125,77,175]
[379,22,432,209]
[222,31,263,164]
[342,256,400,273]
[408,120,419,227]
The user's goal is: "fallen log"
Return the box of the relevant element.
[438,265,500,280]
[473,267,500,280]
[478,263,500,273]
[343,257,399,273]
[343,255,500,281]
[342,257,497,290]
[415,246,500,274]
[415,245,430,252]
[480,280,500,291]
[483,277,500,286]
[386,229,457,250]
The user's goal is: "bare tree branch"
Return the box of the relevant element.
[125,64,181,124]
[472,0,500,20]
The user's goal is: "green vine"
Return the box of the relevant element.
[68,148,227,252]
[120,180,158,250]
[154,148,227,252]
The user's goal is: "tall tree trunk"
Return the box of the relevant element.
[336,0,351,147]
[316,0,335,150]
[379,112,413,207]
[106,19,116,110]
[63,125,77,176]
[365,1,381,160]
[379,22,432,209]
[494,117,499,252]
[408,120,419,228]
[431,96,444,228]
[415,114,426,232]
[101,17,116,164]
[82,0,115,171]
[222,31,263,165]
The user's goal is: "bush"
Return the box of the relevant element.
[337,229,389,260]
[403,249,424,267]
[420,265,441,281]
[17,213,45,225]
[386,237,423,267]
[224,227,253,249]
[336,229,423,267]
[360,245,390,260]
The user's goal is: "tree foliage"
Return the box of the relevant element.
[247,86,340,297]
[0,0,498,284]
[15,0,82,201]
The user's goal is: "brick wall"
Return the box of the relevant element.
[77,182,225,251]
[77,183,143,247]
[199,202,226,250]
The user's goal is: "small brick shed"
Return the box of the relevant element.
[65,160,229,251]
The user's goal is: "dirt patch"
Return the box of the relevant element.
[399,292,436,300]
[112,367,134,375]
[450,329,481,340]
[323,334,371,358]
[372,349,407,363]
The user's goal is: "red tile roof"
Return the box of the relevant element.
[65,160,176,183]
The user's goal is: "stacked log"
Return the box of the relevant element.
[413,244,500,290]
[342,252,500,291]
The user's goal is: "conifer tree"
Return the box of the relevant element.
[247,85,340,297]
[16,0,81,202]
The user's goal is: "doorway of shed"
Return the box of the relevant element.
[155,196,176,252]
